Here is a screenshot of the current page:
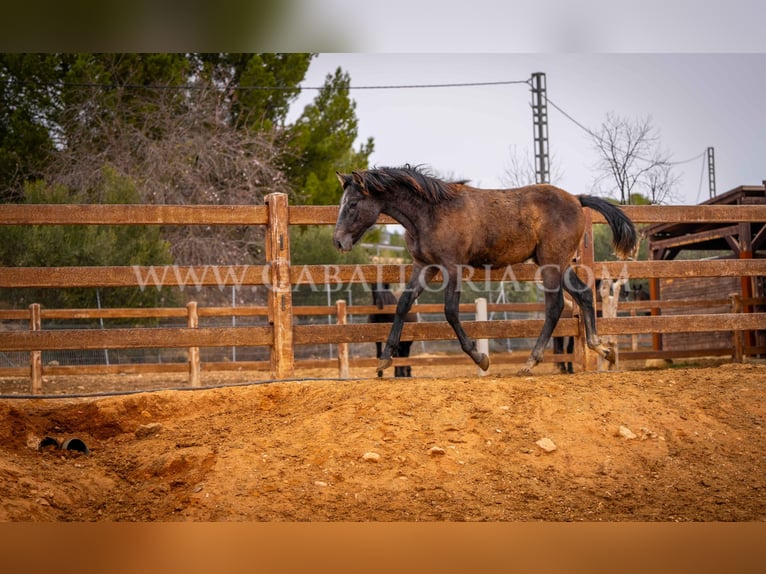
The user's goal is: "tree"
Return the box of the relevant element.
[0,168,177,312]
[42,77,288,277]
[195,53,313,131]
[0,54,374,307]
[1,54,372,209]
[591,112,678,205]
[285,67,374,205]
[0,54,64,202]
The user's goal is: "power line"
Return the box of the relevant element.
[346,79,531,90]
[1,78,531,92]
[547,97,596,138]
[547,95,706,167]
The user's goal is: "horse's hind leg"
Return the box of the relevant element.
[395,341,413,377]
[553,336,569,374]
[562,267,615,363]
[519,268,565,375]
[375,341,384,378]
[378,265,435,374]
[444,268,489,371]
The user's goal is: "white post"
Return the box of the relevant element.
[476,297,489,376]
[336,300,350,379]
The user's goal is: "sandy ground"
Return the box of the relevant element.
[1,359,765,522]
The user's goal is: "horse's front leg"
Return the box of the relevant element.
[443,267,490,371]
[377,265,434,374]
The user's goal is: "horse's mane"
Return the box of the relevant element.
[361,164,461,203]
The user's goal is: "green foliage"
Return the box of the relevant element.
[290,225,370,266]
[197,53,313,130]
[1,53,375,311]
[0,54,62,201]
[285,68,374,205]
[0,168,177,312]
[289,225,374,307]
[2,53,373,208]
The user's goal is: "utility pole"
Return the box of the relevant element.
[530,72,550,184]
[707,146,716,199]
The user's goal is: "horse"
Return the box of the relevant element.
[369,283,415,377]
[553,292,575,374]
[553,335,575,374]
[333,165,637,376]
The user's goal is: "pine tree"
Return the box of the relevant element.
[285,67,374,205]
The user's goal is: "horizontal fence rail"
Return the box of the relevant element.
[1,197,765,394]
[4,203,766,225]
[2,260,765,289]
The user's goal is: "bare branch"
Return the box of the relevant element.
[590,112,678,204]
[44,81,290,281]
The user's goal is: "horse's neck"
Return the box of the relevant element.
[378,187,427,237]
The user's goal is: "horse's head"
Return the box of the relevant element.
[333,170,382,252]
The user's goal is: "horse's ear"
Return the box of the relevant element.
[351,170,369,195]
[336,171,351,188]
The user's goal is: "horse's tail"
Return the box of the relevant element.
[578,195,638,259]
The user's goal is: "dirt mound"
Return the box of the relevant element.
[1,362,765,521]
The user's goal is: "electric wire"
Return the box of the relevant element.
[0,78,531,91]
[547,95,706,168]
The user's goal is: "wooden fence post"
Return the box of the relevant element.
[29,303,42,395]
[336,300,350,378]
[730,292,744,363]
[649,277,662,352]
[265,193,295,378]
[187,301,201,386]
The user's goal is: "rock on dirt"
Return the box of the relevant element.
[619,425,637,439]
[535,437,557,452]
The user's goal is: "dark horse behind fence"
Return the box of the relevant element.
[333,164,637,376]
[370,283,415,377]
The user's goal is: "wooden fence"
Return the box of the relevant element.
[1,193,766,393]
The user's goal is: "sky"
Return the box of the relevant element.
[288,53,766,206]
[5,0,763,207]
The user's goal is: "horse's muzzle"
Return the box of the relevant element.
[333,232,353,252]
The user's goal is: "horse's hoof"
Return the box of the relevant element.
[376,357,393,373]
[603,346,616,364]
[477,353,490,371]
[516,367,533,376]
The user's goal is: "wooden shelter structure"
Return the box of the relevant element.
[647,181,766,355]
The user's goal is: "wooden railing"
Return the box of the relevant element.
[1,194,765,393]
